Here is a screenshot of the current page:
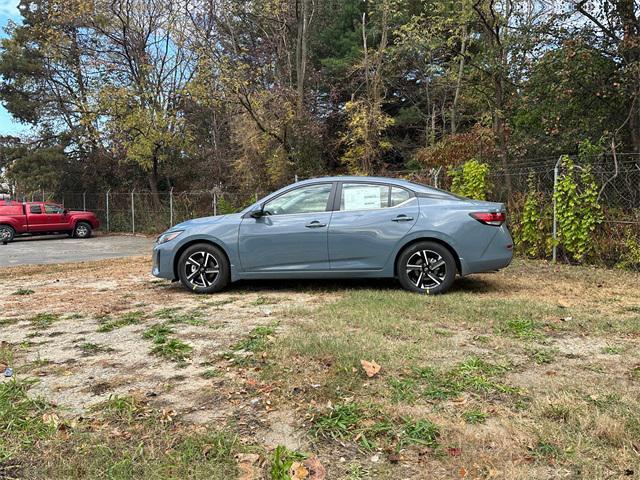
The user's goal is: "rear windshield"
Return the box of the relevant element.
[408,181,467,200]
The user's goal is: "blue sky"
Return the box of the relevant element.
[0,0,27,137]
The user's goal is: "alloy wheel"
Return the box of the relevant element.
[405,249,447,289]
[0,226,12,241]
[185,251,220,288]
[76,225,89,237]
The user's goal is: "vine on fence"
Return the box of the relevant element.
[514,173,551,257]
[553,156,603,261]
[448,159,491,200]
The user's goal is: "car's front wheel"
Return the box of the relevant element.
[0,225,15,243]
[397,241,457,294]
[177,243,230,294]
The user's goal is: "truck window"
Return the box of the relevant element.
[45,204,64,214]
[30,205,42,214]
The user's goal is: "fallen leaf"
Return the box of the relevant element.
[447,447,462,457]
[289,461,309,479]
[303,456,326,479]
[360,360,381,378]
[236,454,261,480]
[459,467,468,477]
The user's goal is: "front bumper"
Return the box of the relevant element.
[152,243,177,280]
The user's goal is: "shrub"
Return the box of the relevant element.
[448,159,491,200]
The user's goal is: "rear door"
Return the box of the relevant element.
[27,203,49,232]
[328,182,419,270]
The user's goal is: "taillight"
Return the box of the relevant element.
[470,212,506,226]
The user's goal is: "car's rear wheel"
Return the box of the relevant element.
[0,225,15,243]
[397,241,456,294]
[177,243,230,294]
[74,222,92,238]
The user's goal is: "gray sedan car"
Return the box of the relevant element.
[152,176,513,294]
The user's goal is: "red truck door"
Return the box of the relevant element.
[44,203,69,230]
[27,203,49,232]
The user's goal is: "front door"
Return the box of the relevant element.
[45,203,68,230]
[328,182,419,270]
[239,183,335,272]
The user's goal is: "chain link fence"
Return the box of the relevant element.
[10,154,640,269]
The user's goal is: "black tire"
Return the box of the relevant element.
[397,241,457,294]
[74,221,92,238]
[0,224,15,243]
[177,243,230,294]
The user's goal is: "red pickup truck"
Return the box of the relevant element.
[0,200,100,243]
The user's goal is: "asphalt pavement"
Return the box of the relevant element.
[0,234,155,267]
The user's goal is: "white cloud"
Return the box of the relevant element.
[0,0,19,17]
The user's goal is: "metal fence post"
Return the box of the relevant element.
[552,156,562,263]
[131,189,136,234]
[169,187,174,227]
[83,192,86,211]
[106,189,110,232]
[213,192,217,216]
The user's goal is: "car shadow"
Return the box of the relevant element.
[225,275,499,295]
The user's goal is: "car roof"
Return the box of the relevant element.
[292,175,443,195]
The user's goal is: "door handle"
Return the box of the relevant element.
[392,215,414,222]
[305,221,327,228]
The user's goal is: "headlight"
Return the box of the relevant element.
[157,230,184,244]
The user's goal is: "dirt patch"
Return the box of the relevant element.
[1,256,332,421]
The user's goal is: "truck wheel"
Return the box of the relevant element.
[74,222,92,239]
[0,225,15,243]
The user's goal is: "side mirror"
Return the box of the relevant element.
[63,209,69,214]
[250,208,264,219]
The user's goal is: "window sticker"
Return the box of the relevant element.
[343,186,383,210]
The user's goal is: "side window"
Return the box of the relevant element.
[45,204,64,214]
[340,183,390,211]
[264,184,332,216]
[391,187,411,207]
[30,205,42,214]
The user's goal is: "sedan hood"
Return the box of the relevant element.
[173,215,227,230]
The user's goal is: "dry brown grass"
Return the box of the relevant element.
[1,257,639,479]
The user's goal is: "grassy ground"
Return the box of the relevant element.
[1,258,639,479]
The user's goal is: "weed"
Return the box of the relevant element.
[532,440,562,461]
[232,326,275,353]
[312,403,365,440]
[602,345,625,355]
[0,379,54,460]
[253,296,280,306]
[399,417,439,448]
[77,343,113,355]
[500,318,538,339]
[201,369,220,379]
[151,339,193,362]
[269,445,307,480]
[530,348,556,364]
[388,377,418,404]
[12,289,34,295]
[143,324,175,344]
[97,311,144,332]
[29,313,60,329]
[463,409,487,424]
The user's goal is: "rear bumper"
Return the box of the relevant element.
[463,226,514,275]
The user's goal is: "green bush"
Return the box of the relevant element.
[448,159,491,200]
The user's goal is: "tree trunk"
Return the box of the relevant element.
[296,0,311,113]
[451,26,467,134]
[148,156,161,209]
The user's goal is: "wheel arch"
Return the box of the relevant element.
[394,237,462,276]
[172,238,231,280]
